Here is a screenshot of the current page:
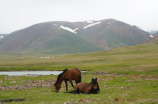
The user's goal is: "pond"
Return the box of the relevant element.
[0,71,63,76]
[0,71,86,76]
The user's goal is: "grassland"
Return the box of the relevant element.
[0,42,158,103]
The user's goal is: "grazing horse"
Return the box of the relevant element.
[74,78,100,94]
[54,68,81,92]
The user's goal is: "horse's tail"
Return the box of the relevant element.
[78,68,82,83]
[78,75,81,83]
[76,68,81,83]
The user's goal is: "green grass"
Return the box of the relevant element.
[0,42,158,103]
[38,30,105,54]
[0,73,157,104]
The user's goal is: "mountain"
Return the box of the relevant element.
[0,19,151,54]
[0,23,104,54]
[152,31,158,36]
[76,19,151,49]
[0,34,8,40]
[148,30,158,36]
[147,34,158,43]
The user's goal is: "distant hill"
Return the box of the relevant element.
[152,31,158,36]
[148,30,158,36]
[0,19,151,54]
[147,34,158,42]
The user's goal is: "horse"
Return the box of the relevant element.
[74,78,100,94]
[54,68,81,92]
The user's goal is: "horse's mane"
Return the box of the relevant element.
[57,69,68,81]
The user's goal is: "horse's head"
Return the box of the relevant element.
[92,78,99,91]
[54,82,61,93]
[54,69,67,92]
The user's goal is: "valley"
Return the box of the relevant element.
[0,40,158,103]
[0,19,157,104]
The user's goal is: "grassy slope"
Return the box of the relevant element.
[0,22,105,54]
[36,30,105,55]
[0,27,105,54]
[0,42,158,103]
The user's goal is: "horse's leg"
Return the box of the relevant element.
[97,83,100,92]
[69,80,75,89]
[74,83,80,94]
[75,78,77,85]
[65,81,68,91]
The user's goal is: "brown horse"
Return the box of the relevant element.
[54,68,81,92]
[74,78,100,94]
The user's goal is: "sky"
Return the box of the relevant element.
[0,0,158,34]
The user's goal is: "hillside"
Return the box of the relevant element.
[77,19,151,49]
[0,34,7,40]
[0,19,151,54]
[147,34,158,42]
[153,31,158,36]
[0,23,104,54]
[148,30,158,36]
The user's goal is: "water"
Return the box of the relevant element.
[0,71,63,76]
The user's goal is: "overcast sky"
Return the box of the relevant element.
[0,0,158,34]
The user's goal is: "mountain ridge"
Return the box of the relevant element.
[76,19,150,49]
[0,19,151,54]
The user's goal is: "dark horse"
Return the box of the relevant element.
[54,68,81,92]
[74,78,100,94]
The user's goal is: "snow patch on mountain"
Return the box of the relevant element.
[52,24,78,34]
[0,36,3,40]
[0,36,3,38]
[83,21,101,29]
[60,25,78,34]
[86,20,93,23]
[53,24,58,27]
[150,35,154,38]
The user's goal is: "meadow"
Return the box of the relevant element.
[0,42,158,104]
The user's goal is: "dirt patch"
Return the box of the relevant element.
[126,75,158,81]
[64,98,133,104]
[92,71,125,77]
[0,79,55,91]
[0,98,25,103]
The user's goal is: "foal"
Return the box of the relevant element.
[74,78,100,94]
